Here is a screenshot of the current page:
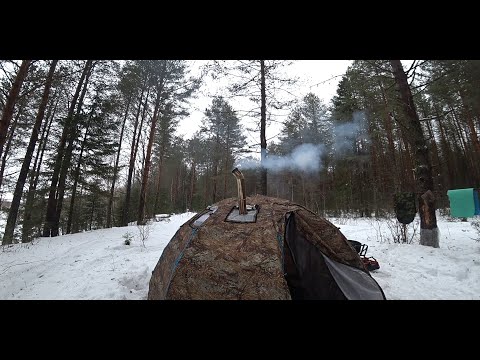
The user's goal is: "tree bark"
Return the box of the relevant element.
[390,60,438,247]
[52,62,94,236]
[2,60,57,245]
[0,101,25,193]
[436,109,455,189]
[122,86,148,226]
[223,125,231,199]
[22,98,58,242]
[423,112,442,191]
[396,118,415,190]
[66,107,95,234]
[137,65,166,225]
[73,184,84,233]
[43,60,92,237]
[379,81,398,192]
[153,150,165,214]
[204,165,209,207]
[189,160,196,210]
[106,96,130,228]
[89,193,96,231]
[259,60,267,195]
[0,60,31,175]
[153,117,171,215]
[212,160,219,204]
[459,90,480,184]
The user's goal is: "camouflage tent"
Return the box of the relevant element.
[147,195,386,300]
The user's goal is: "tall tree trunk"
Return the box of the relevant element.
[2,60,57,245]
[459,90,480,154]
[52,61,94,236]
[211,130,220,203]
[183,164,188,212]
[223,161,229,199]
[421,113,440,176]
[390,60,438,248]
[0,101,26,194]
[0,60,31,175]
[22,98,58,242]
[212,161,218,203]
[153,122,169,215]
[189,161,196,210]
[43,60,92,237]
[137,67,165,225]
[106,96,131,228]
[89,193,96,231]
[73,184,84,233]
[447,119,468,185]
[223,126,231,199]
[122,86,148,226]
[449,105,472,183]
[451,108,469,155]
[397,120,415,190]
[153,153,164,214]
[426,119,442,188]
[66,108,95,234]
[379,81,398,192]
[204,165,209,207]
[459,91,480,185]
[369,128,380,214]
[259,60,267,195]
[436,111,455,189]
[171,166,179,208]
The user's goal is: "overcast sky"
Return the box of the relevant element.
[177,60,353,143]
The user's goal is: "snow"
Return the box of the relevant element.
[334,216,480,299]
[1,212,479,300]
[0,212,196,300]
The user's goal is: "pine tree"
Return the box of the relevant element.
[2,60,57,244]
[390,60,439,247]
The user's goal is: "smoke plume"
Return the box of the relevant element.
[236,143,325,173]
[333,111,368,153]
[235,111,369,172]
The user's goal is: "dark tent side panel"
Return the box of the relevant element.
[284,210,386,300]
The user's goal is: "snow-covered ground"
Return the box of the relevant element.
[1,212,479,300]
[0,213,195,300]
[333,216,480,300]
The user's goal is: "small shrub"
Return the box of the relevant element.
[366,215,419,244]
[137,222,152,248]
[123,232,134,245]
[471,219,480,242]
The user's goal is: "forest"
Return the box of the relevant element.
[0,60,478,246]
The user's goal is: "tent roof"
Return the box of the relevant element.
[148,195,369,300]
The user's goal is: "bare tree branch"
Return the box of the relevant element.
[418,109,454,122]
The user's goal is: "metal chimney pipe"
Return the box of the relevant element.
[232,167,247,215]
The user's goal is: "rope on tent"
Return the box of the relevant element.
[276,232,285,274]
[165,227,199,296]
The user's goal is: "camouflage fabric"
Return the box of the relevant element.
[293,209,366,269]
[147,195,369,300]
[394,192,417,224]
